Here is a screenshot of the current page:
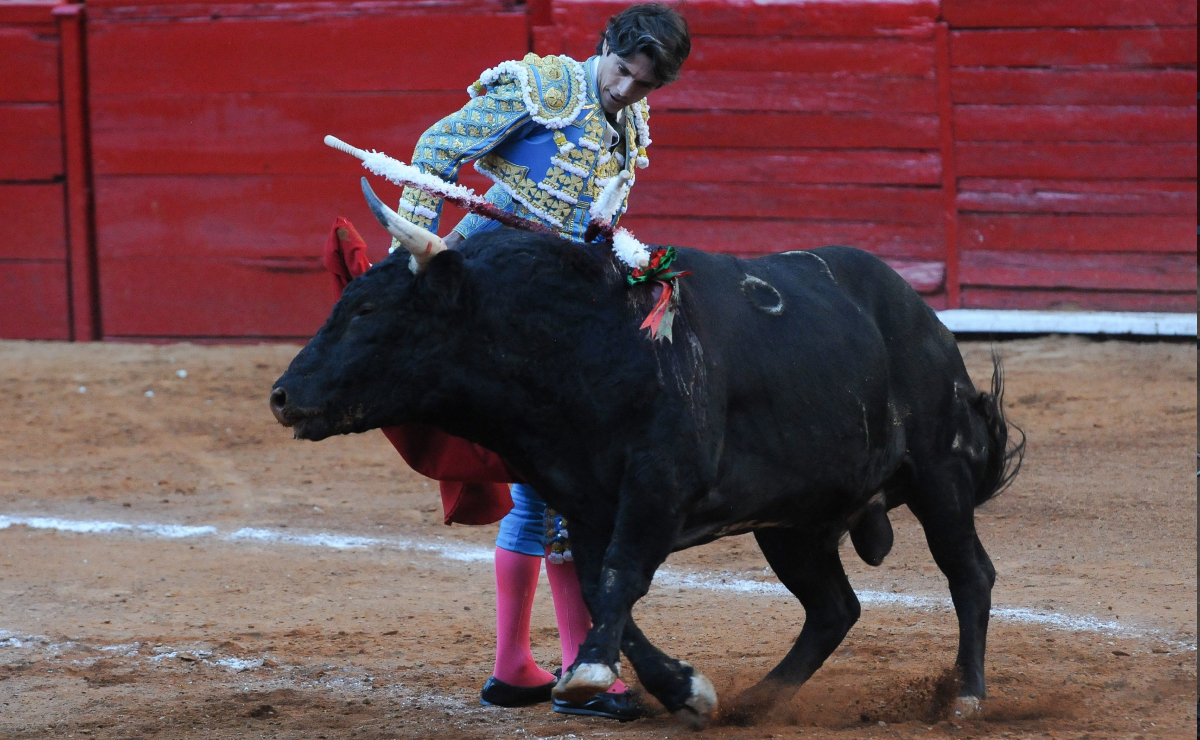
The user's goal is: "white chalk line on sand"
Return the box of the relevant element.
[0,514,491,562]
[1,513,1193,651]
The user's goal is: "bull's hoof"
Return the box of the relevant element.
[672,671,718,729]
[553,663,618,704]
[954,695,982,718]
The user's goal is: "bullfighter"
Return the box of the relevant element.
[391,3,690,721]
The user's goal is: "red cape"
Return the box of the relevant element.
[323,218,518,525]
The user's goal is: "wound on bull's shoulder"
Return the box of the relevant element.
[739,275,784,316]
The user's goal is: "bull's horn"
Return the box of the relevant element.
[360,177,446,272]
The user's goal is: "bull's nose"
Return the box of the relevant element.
[269,386,289,424]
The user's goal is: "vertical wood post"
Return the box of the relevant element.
[54,3,99,340]
[935,21,961,308]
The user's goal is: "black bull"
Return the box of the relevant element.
[270,225,1023,725]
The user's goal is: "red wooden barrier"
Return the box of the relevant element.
[0,1,70,340]
[542,0,951,305]
[1,0,1196,339]
[86,0,528,338]
[57,3,100,341]
[950,1,1198,311]
[943,0,1198,28]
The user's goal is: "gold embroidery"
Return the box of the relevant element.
[477,154,572,225]
[561,143,596,171]
[544,86,566,112]
[520,54,584,126]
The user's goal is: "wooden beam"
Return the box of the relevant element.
[936,22,961,308]
[55,3,99,341]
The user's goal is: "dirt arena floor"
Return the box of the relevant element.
[0,335,1195,739]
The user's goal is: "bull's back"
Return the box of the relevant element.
[666,247,902,536]
[803,246,976,412]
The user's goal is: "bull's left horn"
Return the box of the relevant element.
[360,177,446,273]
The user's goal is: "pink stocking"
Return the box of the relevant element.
[546,559,627,694]
[492,547,556,687]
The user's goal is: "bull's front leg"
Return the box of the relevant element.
[552,476,718,726]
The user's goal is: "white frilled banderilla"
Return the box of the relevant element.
[323,135,651,273]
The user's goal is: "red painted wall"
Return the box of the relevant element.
[0,2,71,339]
[945,0,1198,311]
[1,0,1195,339]
[84,0,528,338]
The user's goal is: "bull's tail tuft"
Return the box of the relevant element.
[971,352,1025,507]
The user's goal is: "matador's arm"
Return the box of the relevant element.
[396,76,532,241]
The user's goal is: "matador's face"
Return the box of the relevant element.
[595,44,661,115]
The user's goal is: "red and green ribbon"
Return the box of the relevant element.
[628,246,690,342]
[626,246,689,286]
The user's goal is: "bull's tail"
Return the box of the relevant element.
[971,352,1025,507]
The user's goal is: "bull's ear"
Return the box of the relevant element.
[420,249,468,310]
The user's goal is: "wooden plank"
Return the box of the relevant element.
[644,148,942,186]
[57,3,99,341]
[958,214,1196,254]
[954,105,1197,143]
[617,216,945,259]
[653,71,937,113]
[959,249,1196,292]
[0,27,59,103]
[0,3,57,25]
[92,173,385,260]
[553,0,939,39]
[531,24,565,57]
[92,173,492,259]
[527,0,551,26]
[956,142,1197,179]
[961,287,1197,312]
[943,0,1197,28]
[89,92,470,175]
[686,37,935,75]
[950,28,1198,68]
[0,260,70,340]
[98,257,334,337]
[651,112,940,149]
[936,22,961,307]
[922,292,949,311]
[633,182,942,224]
[85,0,512,18]
[951,69,1197,106]
[957,179,1197,216]
[882,258,945,293]
[0,184,65,260]
[0,104,61,180]
[86,13,527,96]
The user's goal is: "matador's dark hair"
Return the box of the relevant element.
[596,4,691,85]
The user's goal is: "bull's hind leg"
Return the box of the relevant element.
[732,529,860,715]
[908,467,995,715]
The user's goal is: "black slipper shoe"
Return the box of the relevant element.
[552,691,645,721]
[479,675,557,707]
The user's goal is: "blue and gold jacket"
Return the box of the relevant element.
[396,53,651,243]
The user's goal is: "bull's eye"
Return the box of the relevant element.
[355,303,376,318]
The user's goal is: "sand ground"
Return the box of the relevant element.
[0,336,1195,739]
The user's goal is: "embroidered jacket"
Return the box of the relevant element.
[396,53,651,244]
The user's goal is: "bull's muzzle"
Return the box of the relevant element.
[268,386,292,426]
